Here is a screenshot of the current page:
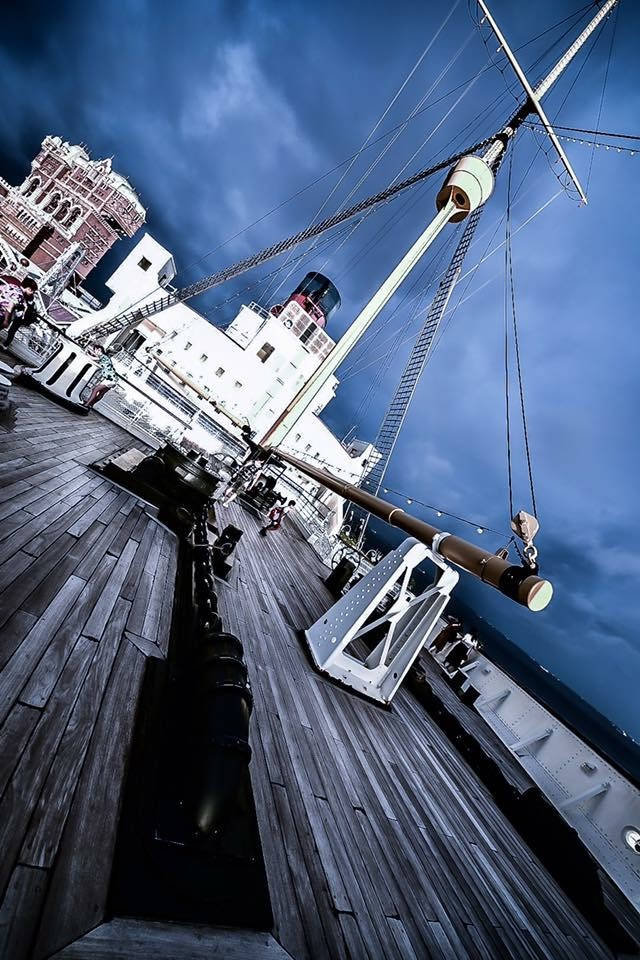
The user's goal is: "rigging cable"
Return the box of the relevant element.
[333,4,611,387]
[586,1,619,195]
[262,1,464,303]
[341,177,562,382]
[504,140,538,521]
[534,21,606,201]
[526,122,640,142]
[275,446,508,538]
[92,2,606,329]
[266,25,486,306]
[504,151,514,521]
[86,134,496,342]
[346,229,461,433]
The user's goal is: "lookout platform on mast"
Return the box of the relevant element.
[0,378,622,959]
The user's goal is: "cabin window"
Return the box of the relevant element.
[200,353,208,363]
[184,341,192,351]
[234,380,242,389]
[215,367,224,377]
[138,256,152,271]
[294,433,301,442]
[299,323,316,346]
[257,342,274,363]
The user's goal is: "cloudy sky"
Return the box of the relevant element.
[1,0,639,735]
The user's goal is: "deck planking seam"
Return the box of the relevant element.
[0,636,97,900]
[0,387,618,959]
[20,601,132,869]
[218,502,615,960]
[31,636,147,960]
[0,384,180,959]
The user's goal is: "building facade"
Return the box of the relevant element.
[0,135,145,283]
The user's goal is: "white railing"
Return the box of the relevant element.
[1,320,61,366]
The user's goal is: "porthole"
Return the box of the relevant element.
[622,827,640,854]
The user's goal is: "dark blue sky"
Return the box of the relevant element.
[1,0,639,735]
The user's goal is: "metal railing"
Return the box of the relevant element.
[1,317,62,366]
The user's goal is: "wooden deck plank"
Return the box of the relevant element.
[83,539,139,640]
[0,576,86,726]
[32,638,146,960]
[49,918,297,959]
[216,502,617,960]
[22,498,100,558]
[0,500,85,565]
[247,729,310,960]
[156,542,178,656]
[105,503,146,559]
[66,488,120,537]
[0,609,38,672]
[73,511,133,580]
[0,549,35,595]
[21,521,106,618]
[21,600,132,868]
[0,702,40,798]
[0,865,47,960]
[0,533,78,629]
[141,549,170,642]
[20,555,117,709]
[0,637,96,898]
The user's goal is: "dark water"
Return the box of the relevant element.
[451,595,640,789]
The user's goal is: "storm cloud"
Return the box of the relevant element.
[1,0,638,734]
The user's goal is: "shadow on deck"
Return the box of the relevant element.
[0,380,620,959]
[214,499,617,960]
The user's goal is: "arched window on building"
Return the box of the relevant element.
[54,200,70,223]
[43,192,61,215]
[22,177,41,197]
[65,206,82,230]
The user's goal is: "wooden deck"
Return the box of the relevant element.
[216,501,616,960]
[0,379,620,959]
[0,383,178,959]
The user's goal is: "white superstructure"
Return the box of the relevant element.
[66,233,378,541]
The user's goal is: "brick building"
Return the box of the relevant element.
[0,135,145,285]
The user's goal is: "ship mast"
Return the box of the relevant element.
[354,204,486,547]
[261,0,618,449]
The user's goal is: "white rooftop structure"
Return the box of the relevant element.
[67,233,378,540]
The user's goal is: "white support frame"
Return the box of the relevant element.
[305,537,459,704]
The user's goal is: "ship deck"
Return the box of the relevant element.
[0,380,616,959]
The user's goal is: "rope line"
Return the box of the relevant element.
[526,121,640,142]
[80,135,495,344]
[277,445,508,538]
[505,141,538,520]
[504,149,515,520]
[586,1,619,195]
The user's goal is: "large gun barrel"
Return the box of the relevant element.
[272,449,552,612]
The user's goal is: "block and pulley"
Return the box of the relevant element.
[436,155,495,222]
